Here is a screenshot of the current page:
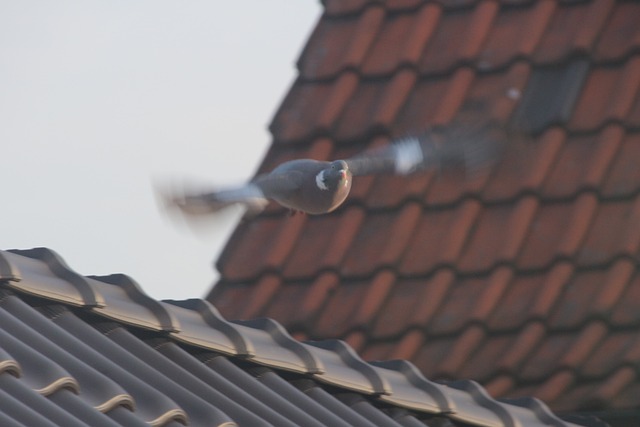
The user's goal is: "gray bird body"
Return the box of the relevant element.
[260,159,352,214]
[160,121,503,217]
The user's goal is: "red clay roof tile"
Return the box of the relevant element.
[436,325,486,377]
[312,279,374,338]
[319,206,366,270]
[602,131,640,198]
[263,213,308,269]
[477,0,556,69]
[484,374,514,398]
[239,273,282,320]
[540,127,623,199]
[270,80,334,143]
[416,1,497,75]
[398,3,443,66]
[377,202,422,265]
[263,280,320,327]
[341,210,404,277]
[627,91,640,128]
[373,69,418,128]
[428,275,493,335]
[464,61,531,122]
[343,330,367,354]
[613,382,640,410]
[282,210,357,279]
[296,272,341,324]
[217,217,285,281]
[413,336,459,379]
[547,267,623,330]
[342,203,422,276]
[458,334,514,381]
[392,76,453,135]
[406,269,456,326]
[520,334,576,381]
[300,6,384,80]
[594,1,640,61]
[529,262,575,319]
[576,196,640,266]
[210,0,640,416]
[486,272,549,331]
[322,0,369,16]
[458,200,537,272]
[371,269,458,343]
[516,194,597,270]
[570,58,640,131]
[324,0,431,17]
[364,171,433,209]
[431,67,476,125]
[359,340,399,363]
[610,271,640,327]
[400,200,481,275]
[389,329,424,361]
[533,0,613,64]
[582,331,640,377]
[592,367,638,408]
[497,321,547,372]
[317,72,360,131]
[361,4,441,76]
[351,269,396,326]
[333,78,388,141]
[482,127,564,201]
[534,370,575,406]
[559,321,608,369]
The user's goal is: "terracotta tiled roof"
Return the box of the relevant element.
[208,0,640,420]
[0,247,596,427]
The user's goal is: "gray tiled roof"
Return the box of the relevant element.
[0,248,594,426]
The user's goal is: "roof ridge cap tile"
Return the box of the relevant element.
[305,339,391,395]
[369,359,456,413]
[88,274,179,333]
[499,396,583,427]
[215,316,327,374]
[7,248,105,307]
[445,379,521,427]
[0,250,21,282]
[163,298,254,357]
[233,317,325,374]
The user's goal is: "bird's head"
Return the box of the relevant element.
[316,160,351,191]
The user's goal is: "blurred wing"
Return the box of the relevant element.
[157,182,269,217]
[156,170,305,217]
[346,121,503,177]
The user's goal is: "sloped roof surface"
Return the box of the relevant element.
[209,0,640,416]
[0,247,592,427]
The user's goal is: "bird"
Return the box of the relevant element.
[158,121,502,218]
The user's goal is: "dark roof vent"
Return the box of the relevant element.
[512,59,589,133]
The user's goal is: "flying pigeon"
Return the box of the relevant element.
[159,122,502,217]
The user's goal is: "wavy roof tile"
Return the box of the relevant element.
[0,248,593,426]
[209,0,640,424]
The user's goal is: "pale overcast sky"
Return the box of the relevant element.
[1,1,321,299]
